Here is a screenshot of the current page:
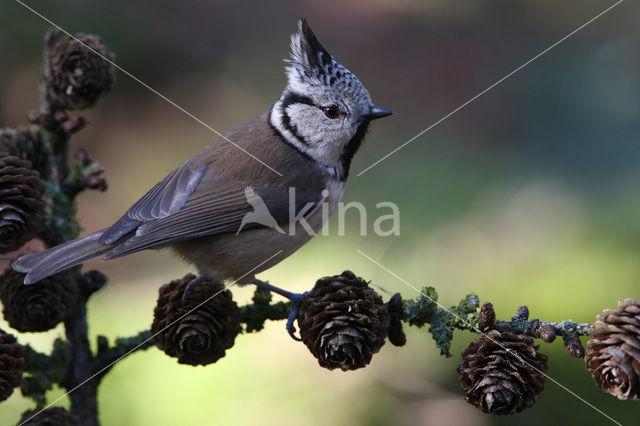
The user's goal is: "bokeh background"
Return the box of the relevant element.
[1,0,639,425]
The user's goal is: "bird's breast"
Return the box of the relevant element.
[307,177,344,230]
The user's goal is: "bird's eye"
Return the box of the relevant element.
[323,105,340,119]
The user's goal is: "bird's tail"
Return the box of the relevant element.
[12,230,109,285]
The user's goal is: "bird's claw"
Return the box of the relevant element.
[181,274,204,306]
[286,293,304,341]
[251,278,305,341]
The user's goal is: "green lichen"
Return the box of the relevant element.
[21,338,70,408]
[404,286,439,327]
[402,290,480,357]
[448,293,480,330]
[240,287,290,333]
[429,309,455,357]
[40,180,82,247]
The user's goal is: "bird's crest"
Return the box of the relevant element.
[286,19,364,100]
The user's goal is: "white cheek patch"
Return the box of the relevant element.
[285,105,354,165]
[285,104,324,145]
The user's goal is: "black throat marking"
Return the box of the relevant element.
[339,121,369,180]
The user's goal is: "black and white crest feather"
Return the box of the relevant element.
[288,19,332,74]
[285,19,370,104]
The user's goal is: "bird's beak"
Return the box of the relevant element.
[366,105,393,120]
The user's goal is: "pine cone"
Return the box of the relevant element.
[0,155,45,253]
[586,298,640,400]
[386,293,406,347]
[458,330,548,415]
[0,269,78,332]
[298,271,390,371]
[478,302,496,331]
[43,29,116,110]
[18,407,78,425]
[0,328,25,402]
[0,127,46,173]
[151,274,241,366]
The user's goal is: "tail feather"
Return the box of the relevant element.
[12,230,110,284]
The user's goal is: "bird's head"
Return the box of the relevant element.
[270,19,392,178]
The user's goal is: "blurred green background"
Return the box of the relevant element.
[1,0,639,425]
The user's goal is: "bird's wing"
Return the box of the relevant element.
[100,158,208,244]
[101,170,324,259]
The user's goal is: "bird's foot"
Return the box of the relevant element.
[285,293,305,341]
[182,274,205,306]
[252,278,305,341]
